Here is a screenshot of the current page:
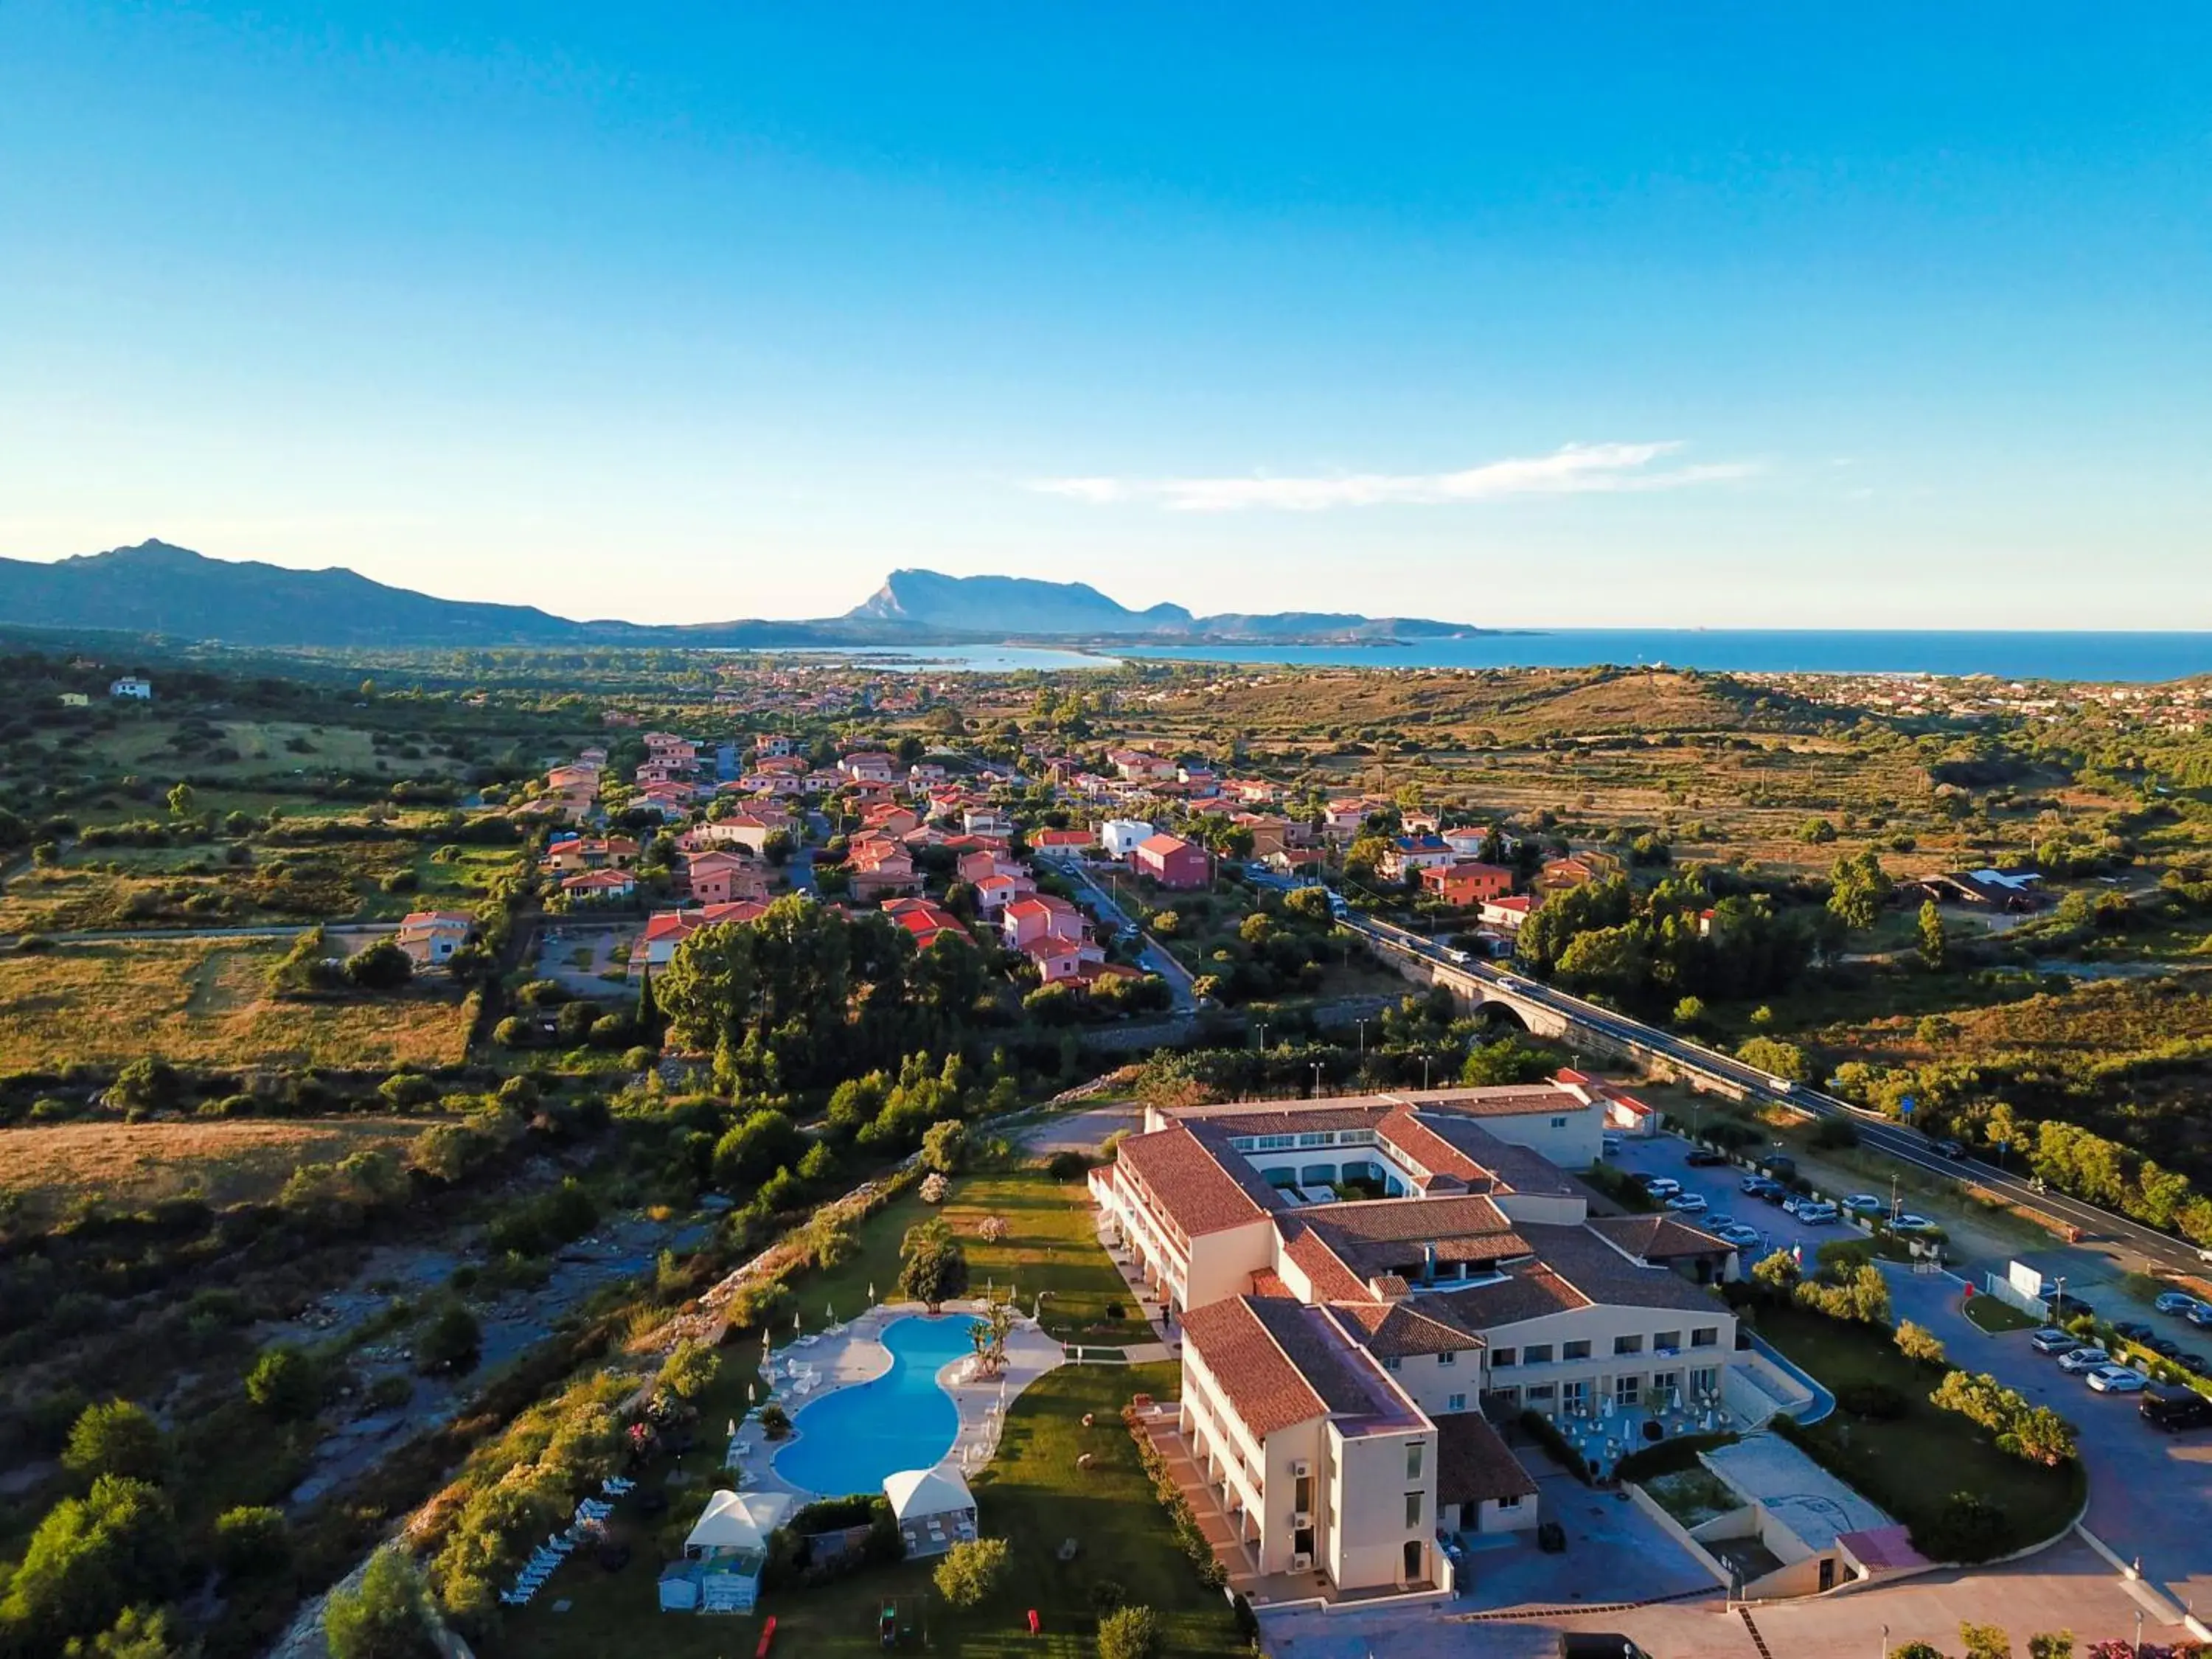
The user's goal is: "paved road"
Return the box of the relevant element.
[15,920,402,944]
[1343,908,2212,1282]
[1057,858,1198,1012]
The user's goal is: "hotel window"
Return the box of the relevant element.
[1382,1354,1401,1371]
[1438,1349,1458,1366]
[1691,1367,1720,1395]
[1562,1340,1592,1361]
[1498,1493,1523,1511]
[1615,1374,1641,1406]
[1406,1443,1424,1481]
[1691,1326,1720,1348]
[1405,1492,1424,1528]
[1447,1393,1468,1411]
[1489,1385,1520,1408]
[1613,1335,1644,1356]
[1298,1131,1333,1147]
[1524,1382,1556,1405]
[1523,1343,1554,1364]
[1490,1347,1516,1368]
[1550,1116,1567,1128]
[1652,1371,1680,1397]
[1655,1330,1682,1352]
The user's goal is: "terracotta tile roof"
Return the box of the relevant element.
[1516,1223,1731,1315]
[1250,1268,1295,1298]
[1435,1412,1537,1506]
[1303,1196,1531,1279]
[1279,1223,1369,1301]
[1175,1104,1392,1137]
[1585,1214,1733,1262]
[1433,1261,1592,1330]
[1114,1126,1279,1238]
[1374,1104,1491,1186]
[1325,1300,1484,1360]
[1183,1296,1397,1440]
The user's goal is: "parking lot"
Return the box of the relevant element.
[1608,1128,2212,1624]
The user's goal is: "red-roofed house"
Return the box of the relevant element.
[1029,826,1093,857]
[560,868,636,904]
[1417,861,1515,907]
[1001,894,1086,950]
[395,911,473,967]
[1479,894,1536,931]
[1133,832,1208,889]
[882,897,968,951]
[973,872,1035,914]
[680,849,770,905]
[636,900,770,972]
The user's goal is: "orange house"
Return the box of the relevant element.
[1417,860,1515,907]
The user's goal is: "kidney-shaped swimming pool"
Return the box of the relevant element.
[773,1314,984,1495]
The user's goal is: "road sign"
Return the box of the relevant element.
[1899,1096,1916,1117]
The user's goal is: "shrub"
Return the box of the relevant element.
[1837,1382,1908,1422]
[213,1505,291,1578]
[416,1304,482,1376]
[932,1536,1008,1608]
[1088,1577,1128,1614]
[758,1404,791,1439]
[244,1346,324,1420]
[1518,1409,1591,1484]
[1096,1604,1161,1659]
[324,1547,439,1659]
[920,1119,970,1175]
[61,1402,166,1485]
[1046,1149,1091,1181]
[1895,1321,1949,1368]
[344,940,414,991]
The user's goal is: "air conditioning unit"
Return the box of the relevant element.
[1290,1458,1312,1478]
[1290,1552,1314,1573]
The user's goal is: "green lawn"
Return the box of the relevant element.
[1962,1293,2040,1334]
[1757,1304,2082,1556]
[497,1361,1243,1658]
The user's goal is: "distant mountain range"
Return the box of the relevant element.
[848,568,1472,640]
[0,541,1478,650]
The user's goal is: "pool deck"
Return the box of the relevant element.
[727,1299,1066,1503]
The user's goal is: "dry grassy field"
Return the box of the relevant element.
[0,1116,434,1214]
[0,938,475,1071]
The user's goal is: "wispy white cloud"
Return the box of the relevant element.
[1030,441,1756,512]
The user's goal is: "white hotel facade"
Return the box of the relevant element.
[1090,1082,1745,1593]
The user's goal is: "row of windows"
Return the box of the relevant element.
[1492,1366,1722,1411]
[1488,1326,1719,1368]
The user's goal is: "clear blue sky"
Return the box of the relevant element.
[3,3,2207,628]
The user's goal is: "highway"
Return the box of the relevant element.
[1339,907,2212,1281]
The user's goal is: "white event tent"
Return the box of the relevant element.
[883,1467,977,1558]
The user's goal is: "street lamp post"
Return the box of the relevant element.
[1312,1061,1324,1099]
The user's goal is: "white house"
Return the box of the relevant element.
[1099,818,1155,859]
[108,676,152,700]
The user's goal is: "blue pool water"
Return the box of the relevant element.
[773,1315,983,1495]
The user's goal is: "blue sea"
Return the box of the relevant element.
[776,632,2211,683]
[1126,631,2212,684]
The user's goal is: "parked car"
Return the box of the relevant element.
[2058,1346,2112,1374]
[2175,1352,2212,1376]
[1739,1175,1781,1198]
[1714,1222,1762,1249]
[2143,1386,2212,1430]
[1760,1155,1798,1180]
[1665,1193,1709,1214]
[2087,1364,2147,1394]
[2113,1321,2155,1343]
[1793,1201,1840,1225]
[1601,1135,1623,1158]
[1684,1147,1728,1167]
[1639,1176,1681,1199]
[1840,1194,1884,1217]
[2146,1335,2182,1359]
[2188,1304,2212,1330]
[2155,1291,2206,1317]
[1888,1214,1940,1234]
[2031,1327,2079,1354]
